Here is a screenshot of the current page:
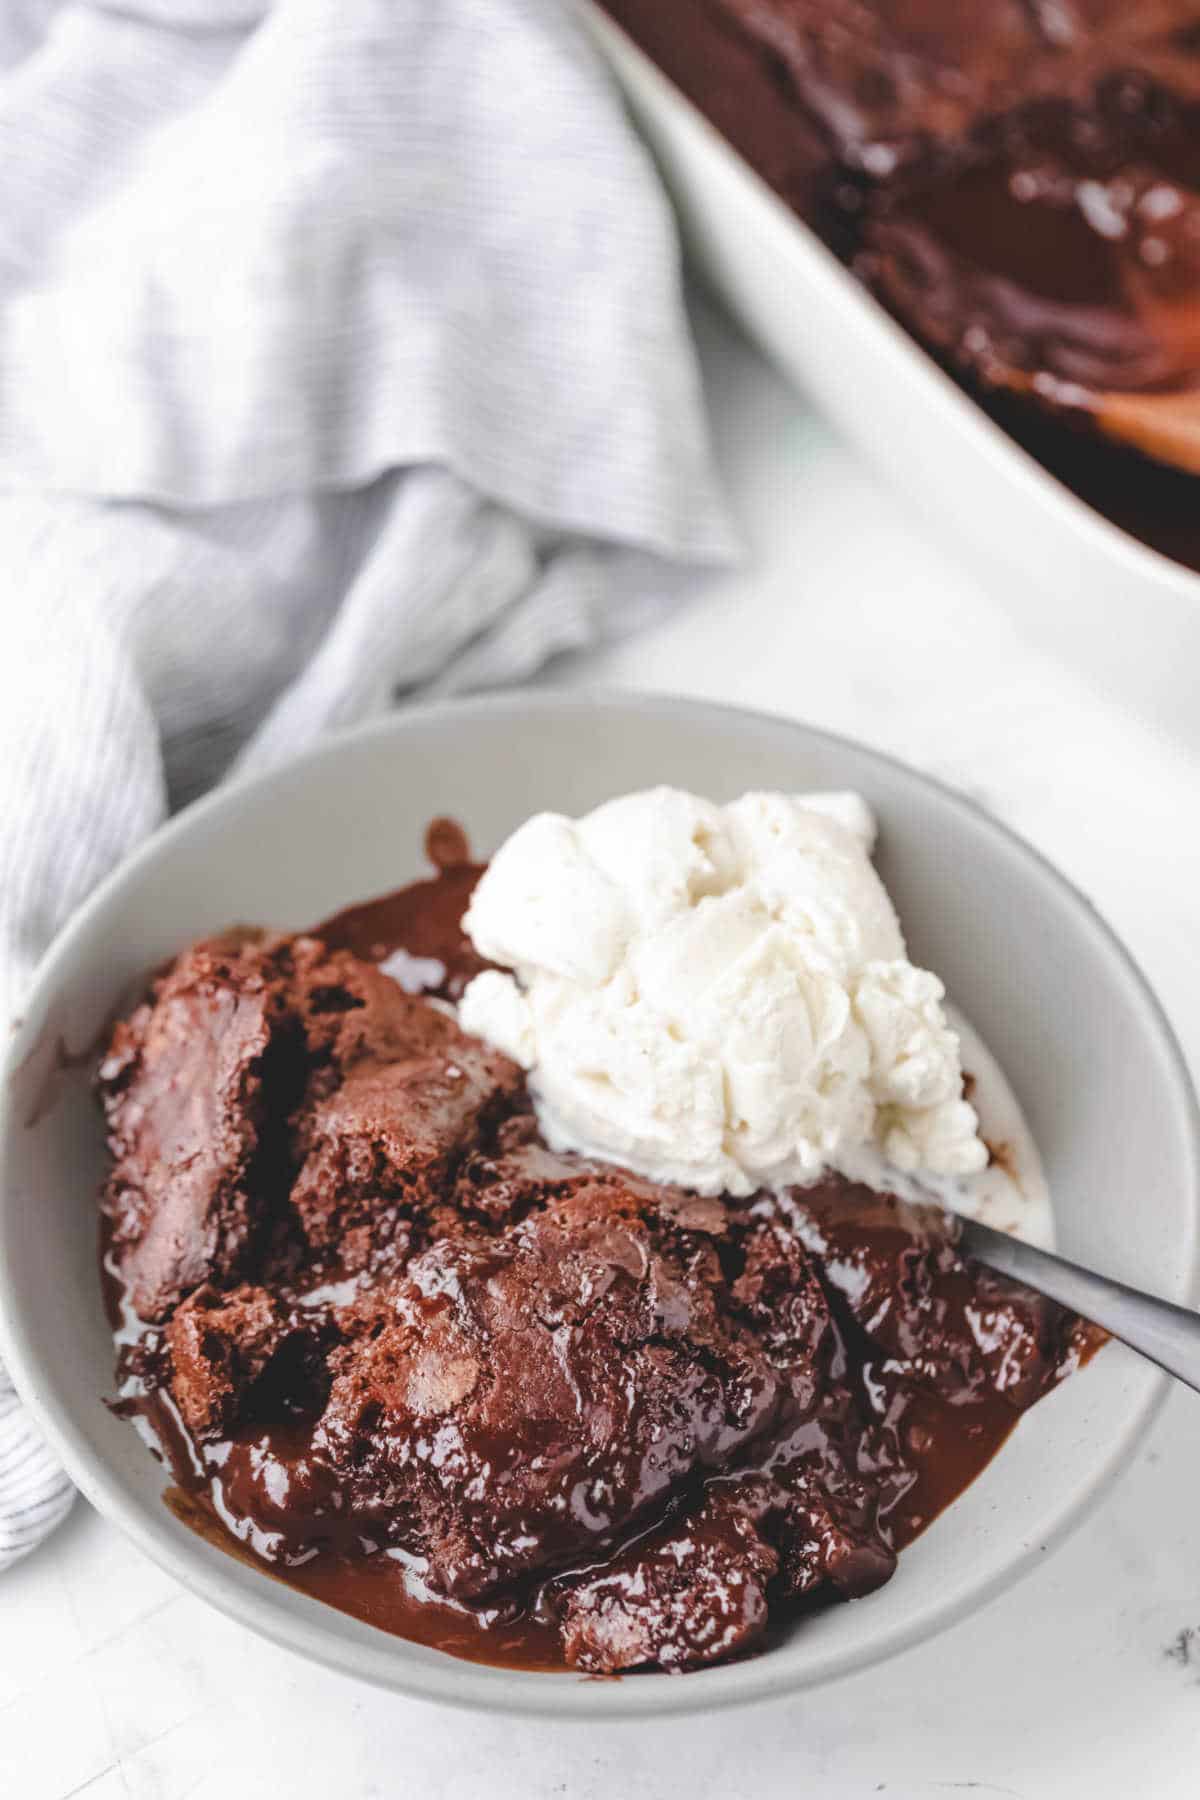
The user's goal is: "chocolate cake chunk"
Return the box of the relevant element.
[165,1282,325,1440]
[788,1181,1069,1407]
[776,1471,898,1600]
[268,934,464,1092]
[314,1183,786,1601]
[98,939,297,1321]
[288,996,521,1272]
[725,1208,899,1599]
[731,1213,836,1379]
[451,1112,601,1228]
[555,1435,895,1674]
[556,1485,780,1672]
[99,930,522,1309]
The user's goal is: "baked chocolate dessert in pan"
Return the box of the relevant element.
[599,0,1200,570]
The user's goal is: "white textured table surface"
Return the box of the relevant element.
[6,300,1200,1800]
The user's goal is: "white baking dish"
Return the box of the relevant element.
[579,4,1200,729]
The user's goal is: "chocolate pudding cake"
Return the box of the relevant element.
[597,0,1200,572]
[98,823,1096,1676]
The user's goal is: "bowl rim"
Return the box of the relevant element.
[2,687,1198,1720]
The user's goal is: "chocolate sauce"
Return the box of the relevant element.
[983,387,1200,570]
[598,0,1200,574]
[316,818,486,999]
[99,829,1098,1676]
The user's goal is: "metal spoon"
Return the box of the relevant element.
[957,1215,1200,1394]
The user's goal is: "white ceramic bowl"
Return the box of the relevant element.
[1,692,1197,1719]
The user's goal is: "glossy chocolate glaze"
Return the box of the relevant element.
[598,0,1200,572]
[99,830,1097,1675]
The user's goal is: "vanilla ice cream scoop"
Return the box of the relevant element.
[458,787,987,1196]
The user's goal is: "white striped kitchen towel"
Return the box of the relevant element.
[0,0,735,1571]
[0,1372,75,1567]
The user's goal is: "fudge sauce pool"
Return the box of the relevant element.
[98,832,1096,1675]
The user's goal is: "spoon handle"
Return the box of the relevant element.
[957,1216,1200,1396]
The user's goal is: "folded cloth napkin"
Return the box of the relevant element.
[0,0,734,1571]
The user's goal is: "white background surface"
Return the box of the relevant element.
[6,299,1200,1800]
